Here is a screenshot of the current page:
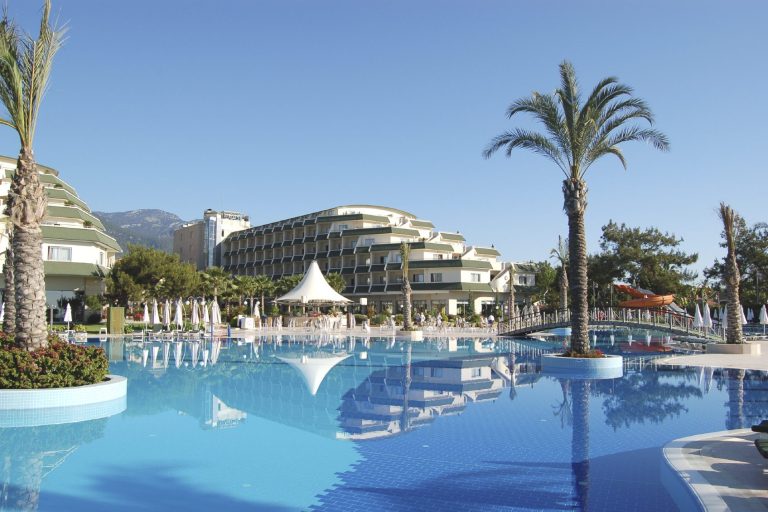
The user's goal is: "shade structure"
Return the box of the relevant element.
[63,303,73,323]
[740,306,748,325]
[275,261,351,305]
[152,299,161,325]
[747,308,754,322]
[143,303,150,324]
[211,300,221,325]
[277,353,351,395]
[702,303,712,329]
[174,300,184,329]
[760,305,768,325]
[692,304,703,328]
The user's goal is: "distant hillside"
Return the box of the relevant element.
[93,209,189,253]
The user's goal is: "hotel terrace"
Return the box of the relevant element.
[220,205,517,315]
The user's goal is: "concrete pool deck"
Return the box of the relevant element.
[665,429,768,511]
[658,339,768,371]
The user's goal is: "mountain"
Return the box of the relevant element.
[93,209,189,253]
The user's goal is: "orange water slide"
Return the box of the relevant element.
[613,283,675,309]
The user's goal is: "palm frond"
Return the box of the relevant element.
[483,128,568,176]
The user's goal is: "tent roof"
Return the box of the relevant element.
[277,353,351,395]
[275,260,351,304]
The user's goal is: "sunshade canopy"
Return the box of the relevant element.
[275,261,351,305]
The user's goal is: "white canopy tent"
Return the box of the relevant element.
[275,261,352,305]
[277,353,351,395]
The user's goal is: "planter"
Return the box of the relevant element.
[397,330,424,342]
[706,343,761,355]
[0,375,127,409]
[541,354,623,380]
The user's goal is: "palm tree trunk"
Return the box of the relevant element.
[9,150,48,350]
[559,265,568,312]
[564,177,589,354]
[3,233,16,334]
[402,280,412,330]
[720,203,744,344]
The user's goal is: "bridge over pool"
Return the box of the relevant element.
[497,307,724,341]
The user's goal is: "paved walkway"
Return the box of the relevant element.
[665,429,768,511]
[658,340,768,371]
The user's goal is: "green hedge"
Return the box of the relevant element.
[0,334,109,389]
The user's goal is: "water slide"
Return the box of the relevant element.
[613,284,675,309]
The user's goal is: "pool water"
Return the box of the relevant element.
[1,335,765,511]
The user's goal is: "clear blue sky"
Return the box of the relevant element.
[1,1,765,276]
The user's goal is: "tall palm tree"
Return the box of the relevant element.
[719,203,744,344]
[253,274,275,314]
[484,61,668,354]
[234,275,259,315]
[400,242,412,330]
[550,235,569,311]
[0,1,65,349]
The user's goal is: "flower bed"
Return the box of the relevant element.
[0,333,108,389]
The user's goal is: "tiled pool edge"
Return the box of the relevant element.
[0,375,127,409]
[662,428,752,512]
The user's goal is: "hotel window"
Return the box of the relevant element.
[379,256,387,264]
[99,251,104,266]
[518,276,528,285]
[471,367,482,378]
[337,224,348,232]
[430,273,443,283]
[47,245,72,262]
[430,367,443,378]
[412,274,424,283]
[364,238,375,246]
[470,273,481,283]
[414,367,425,377]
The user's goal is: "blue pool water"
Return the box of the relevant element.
[1,334,765,511]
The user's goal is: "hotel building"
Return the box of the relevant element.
[174,209,251,270]
[220,205,506,315]
[0,155,121,308]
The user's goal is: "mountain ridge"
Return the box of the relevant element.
[93,209,190,253]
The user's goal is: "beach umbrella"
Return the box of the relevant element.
[174,300,184,329]
[0,302,4,323]
[211,300,221,325]
[760,304,768,334]
[143,303,150,325]
[692,304,703,328]
[740,306,748,325]
[152,299,160,325]
[64,303,73,329]
[163,299,171,328]
[253,300,260,319]
[191,299,200,328]
[722,308,728,330]
[712,307,719,320]
[703,303,712,330]
[202,299,210,326]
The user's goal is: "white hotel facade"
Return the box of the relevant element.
[0,156,120,309]
[220,205,517,315]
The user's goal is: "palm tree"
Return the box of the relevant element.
[325,272,346,294]
[506,262,516,322]
[550,235,569,312]
[253,274,275,314]
[484,61,668,354]
[0,1,65,349]
[400,242,413,330]
[234,275,259,315]
[719,203,744,344]
[199,267,231,305]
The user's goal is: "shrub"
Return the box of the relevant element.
[74,324,87,333]
[394,314,404,325]
[354,314,368,323]
[86,312,102,324]
[124,325,134,334]
[560,349,604,359]
[370,313,389,326]
[0,335,109,389]
[50,324,66,332]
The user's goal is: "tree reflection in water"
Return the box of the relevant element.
[595,371,702,430]
[0,419,106,511]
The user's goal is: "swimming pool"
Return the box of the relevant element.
[1,334,763,511]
